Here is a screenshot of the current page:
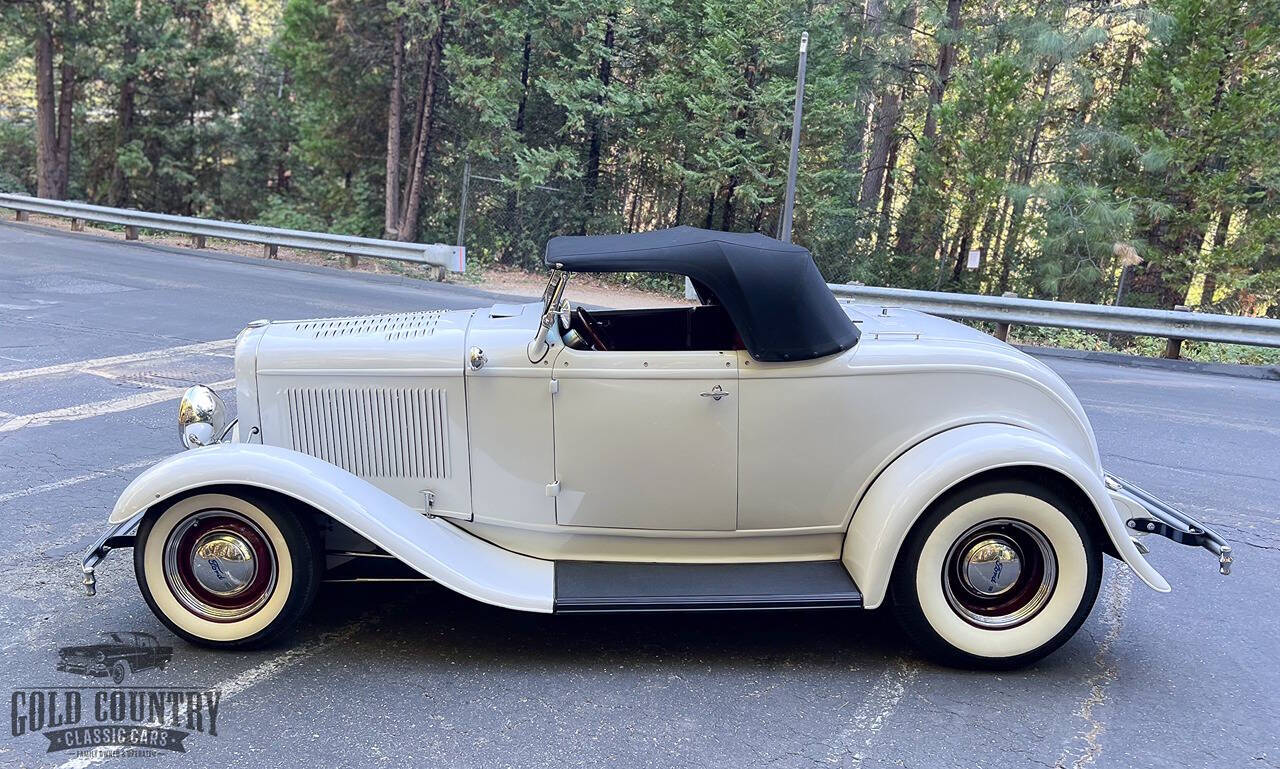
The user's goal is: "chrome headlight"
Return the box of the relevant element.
[178,385,227,449]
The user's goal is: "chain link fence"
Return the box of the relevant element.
[456,163,581,271]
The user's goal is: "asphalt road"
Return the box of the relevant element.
[0,221,1274,769]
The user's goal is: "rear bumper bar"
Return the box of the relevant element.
[1105,474,1232,575]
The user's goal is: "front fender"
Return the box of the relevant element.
[842,423,1170,609]
[111,444,554,613]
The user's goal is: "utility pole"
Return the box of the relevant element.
[456,159,471,249]
[778,31,809,243]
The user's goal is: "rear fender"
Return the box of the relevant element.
[110,443,553,613]
[842,423,1169,609]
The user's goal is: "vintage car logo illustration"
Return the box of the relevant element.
[6,634,218,757]
[56,631,173,685]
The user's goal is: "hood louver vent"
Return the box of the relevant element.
[292,311,443,340]
[285,386,451,479]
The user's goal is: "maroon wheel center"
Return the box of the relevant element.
[942,519,1057,630]
[163,511,278,622]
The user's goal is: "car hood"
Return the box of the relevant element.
[248,308,476,375]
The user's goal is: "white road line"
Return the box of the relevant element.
[0,339,234,383]
[0,379,233,433]
[0,457,160,505]
[1054,565,1134,769]
[79,368,174,389]
[56,612,384,769]
[826,658,919,765]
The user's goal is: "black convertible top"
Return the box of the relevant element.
[545,226,858,361]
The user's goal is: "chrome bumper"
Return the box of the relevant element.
[1105,474,1233,575]
[81,511,146,596]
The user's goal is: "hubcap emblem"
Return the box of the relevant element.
[190,532,257,596]
[961,538,1022,597]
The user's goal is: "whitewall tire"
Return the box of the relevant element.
[134,491,321,649]
[890,479,1102,668]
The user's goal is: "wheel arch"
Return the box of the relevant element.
[112,444,554,613]
[842,422,1169,609]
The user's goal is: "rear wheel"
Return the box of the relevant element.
[890,479,1102,669]
[134,491,321,649]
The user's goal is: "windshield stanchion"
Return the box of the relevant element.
[528,268,568,363]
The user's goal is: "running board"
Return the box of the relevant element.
[553,560,863,613]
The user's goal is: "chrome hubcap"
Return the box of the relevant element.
[164,510,277,622]
[960,538,1022,597]
[190,531,258,596]
[943,519,1056,629]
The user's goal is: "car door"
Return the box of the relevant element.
[550,347,738,530]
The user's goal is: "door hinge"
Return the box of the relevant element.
[549,378,559,395]
[421,490,436,516]
[545,481,560,497]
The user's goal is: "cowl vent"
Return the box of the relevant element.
[292,311,443,340]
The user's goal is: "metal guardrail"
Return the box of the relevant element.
[0,194,464,273]
[5,194,1277,354]
[829,283,1280,354]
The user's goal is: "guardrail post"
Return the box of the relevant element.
[345,254,359,269]
[263,244,278,259]
[1164,305,1191,359]
[124,225,139,240]
[71,218,84,231]
[15,210,28,222]
[994,291,1018,341]
[191,235,205,249]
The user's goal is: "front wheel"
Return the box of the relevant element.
[890,479,1102,669]
[134,491,322,649]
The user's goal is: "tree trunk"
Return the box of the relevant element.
[856,2,916,224]
[35,19,60,198]
[384,15,405,238]
[48,0,78,199]
[892,0,961,261]
[581,15,615,233]
[858,90,900,215]
[1198,207,1232,308]
[997,65,1056,285]
[396,4,448,242]
[847,0,891,200]
[721,177,738,231]
[919,0,961,152]
[399,28,434,217]
[873,134,900,250]
[110,2,139,207]
[947,203,978,285]
[501,30,534,258]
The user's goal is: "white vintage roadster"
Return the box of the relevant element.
[83,227,1231,668]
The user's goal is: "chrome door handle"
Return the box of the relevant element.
[700,385,730,401]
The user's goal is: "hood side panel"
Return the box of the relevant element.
[252,309,474,517]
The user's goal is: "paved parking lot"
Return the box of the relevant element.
[0,221,1275,768]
